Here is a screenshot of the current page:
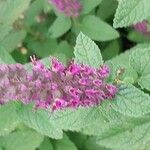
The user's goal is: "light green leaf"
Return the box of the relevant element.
[49,107,100,132]
[39,137,53,150]
[127,30,150,43]
[0,0,31,25]
[0,30,26,53]
[25,0,43,26]
[78,15,119,41]
[130,44,150,90]
[74,32,103,68]
[96,120,150,150]
[106,45,138,83]
[28,38,58,58]
[52,134,77,150]
[0,130,43,150]
[18,104,63,139]
[112,84,150,117]
[0,24,12,41]
[97,0,118,20]
[84,137,109,150]
[51,41,74,64]
[113,0,150,28]
[0,45,15,64]
[102,40,120,60]
[0,102,20,136]
[48,16,71,38]
[80,0,102,14]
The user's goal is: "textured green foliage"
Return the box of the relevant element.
[48,16,71,38]
[74,32,103,68]
[79,15,119,41]
[112,84,150,117]
[114,0,150,28]
[130,44,150,91]
[0,103,20,136]
[1,0,150,146]
[49,106,103,133]
[106,46,138,84]
[0,130,43,150]
[18,104,63,139]
[96,118,150,150]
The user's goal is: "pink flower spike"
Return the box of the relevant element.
[85,89,97,97]
[49,0,82,17]
[69,87,82,97]
[106,84,118,98]
[133,20,150,35]
[79,78,89,85]
[98,65,110,78]
[93,79,102,86]
[69,98,80,108]
[81,65,95,75]
[51,57,65,73]
[52,98,67,111]
[67,62,81,75]
[35,101,49,109]
[0,57,118,111]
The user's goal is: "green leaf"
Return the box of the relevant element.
[52,41,74,64]
[112,84,150,117]
[0,130,43,150]
[39,130,79,150]
[80,0,102,14]
[113,0,150,28]
[68,132,88,150]
[102,40,120,60]
[28,37,58,58]
[0,0,31,25]
[74,32,103,68]
[0,45,15,64]
[96,119,150,150]
[52,134,77,150]
[0,30,26,53]
[84,137,109,150]
[0,102,20,136]
[25,0,43,26]
[17,104,63,139]
[77,15,119,41]
[0,24,12,41]
[48,16,71,38]
[106,46,138,84]
[127,30,150,43]
[130,44,150,90]
[97,0,118,20]
[39,137,53,150]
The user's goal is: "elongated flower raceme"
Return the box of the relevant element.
[49,0,82,17]
[133,20,150,35]
[0,57,118,111]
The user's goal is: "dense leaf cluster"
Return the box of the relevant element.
[0,0,150,149]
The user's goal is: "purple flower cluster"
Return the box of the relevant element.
[133,20,150,35]
[49,0,82,17]
[0,57,118,111]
